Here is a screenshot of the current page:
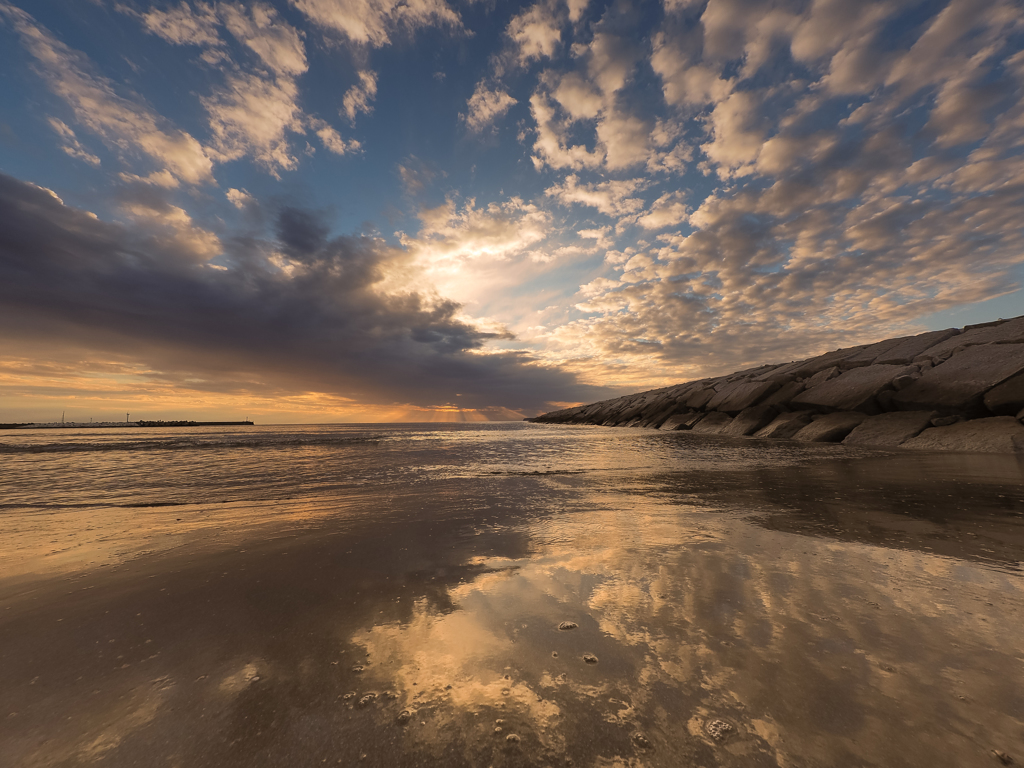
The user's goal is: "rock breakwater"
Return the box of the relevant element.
[529,316,1024,453]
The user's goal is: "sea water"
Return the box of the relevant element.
[1,423,1023,767]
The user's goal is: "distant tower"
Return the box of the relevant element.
[61,410,65,424]
[126,412,129,424]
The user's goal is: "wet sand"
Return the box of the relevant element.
[2,432,1023,767]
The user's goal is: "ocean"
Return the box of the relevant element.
[1,422,1023,767]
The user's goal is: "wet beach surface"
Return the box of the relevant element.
[1,424,1023,767]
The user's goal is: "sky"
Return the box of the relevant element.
[0,0,1022,423]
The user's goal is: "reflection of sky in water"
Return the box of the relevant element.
[351,486,1024,767]
[2,424,1023,767]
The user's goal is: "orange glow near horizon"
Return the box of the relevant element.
[0,357,532,423]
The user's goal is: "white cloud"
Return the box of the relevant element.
[464,82,517,131]
[2,4,214,184]
[309,118,360,155]
[566,0,589,23]
[120,197,222,262]
[220,2,308,77]
[226,187,254,209]
[342,70,378,122]
[545,174,648,217]
[290,0,461,47]
[635,192,688,230]
[118,170,180,188]
[140,1,220,47]
[48,118,101,166]
[202,72,303,175]
[507,1,562,64]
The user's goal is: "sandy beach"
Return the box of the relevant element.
[2,424,1023,767]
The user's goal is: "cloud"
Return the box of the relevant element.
[0,173,606,413]
[202,72,304,175]
[220,2,308,77]
[140,1,220,47]
[290,0,461,47]
[226,187,255,209]
[463,82,517,132]
[507,1,562,64]
[47,118,101,166]
[1,3,214,184]
[342,70,378,122]
[544,174,648,217]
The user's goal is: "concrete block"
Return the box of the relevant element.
[706,379,781,414]
[901,416,1024,454]
[983,372,1024,416]
[842,411,937,449]
[791,364,914,414]
[721,405,780,436]
[689,411,734,434]
[792,412,866,442]
[912,315,1024,361]
[753,411,814,438]
[875,328,960,364]
[893,343,1024,414]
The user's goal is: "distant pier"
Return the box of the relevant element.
[0,421,255,429]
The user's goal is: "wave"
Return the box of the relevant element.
[0,434,382,455]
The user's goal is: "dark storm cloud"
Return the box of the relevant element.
[0,173,614,412]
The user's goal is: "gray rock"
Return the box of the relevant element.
[790,365,914,414]
[689,411,734,434]
[901,417,1024,454]
[912,315,1024,362]
[641,403,680,428]
[793,412,867,442]
[706,379,781,414]
[721,405,780,436]
[892,343,1024,414]
[754,345,870,382]
[759,379,807,409]
[659,412,696,430]
[684,387,716,409]
[804,366,841,387]
[983,372,1024,416]
[840,337,909,368]
[842,411,937,449]
[874,328,960,365]
[891,373,919,391]
[753,411,814,438]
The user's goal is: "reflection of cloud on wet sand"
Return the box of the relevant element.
[350,486,1024,767]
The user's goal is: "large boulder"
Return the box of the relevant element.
[842,411,937,449]
[983,372,1024,416]
[684,386,716,409]
[659,412,698,430]
[706,379,781,414]
[759,379,807,409]
[721,405,780,436]
[900,416,1024,454]
[912,315,1024,362]
[892,343,1024,414]
[793,412,866,442]
[875,328,960,364]
[753,411,814,438]
[754,345,870,382]
[790,365,915,414]
[689,411,734,434]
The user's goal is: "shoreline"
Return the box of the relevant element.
[530,315,1024,453]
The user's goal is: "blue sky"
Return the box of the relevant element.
[1,0,1022,422]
